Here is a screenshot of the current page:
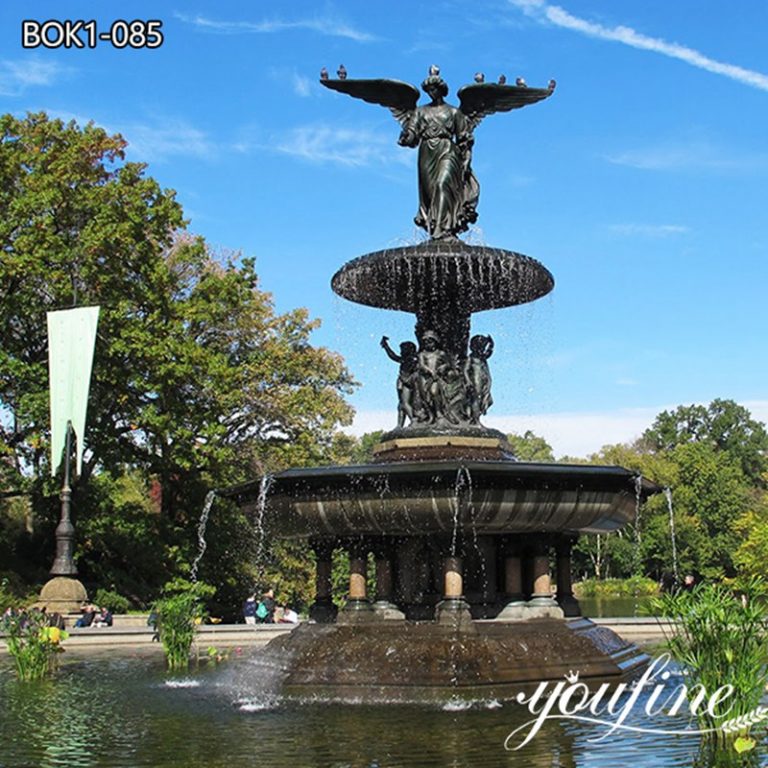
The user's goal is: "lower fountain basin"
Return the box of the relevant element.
[225,461,655,538]
[264,618,648,703]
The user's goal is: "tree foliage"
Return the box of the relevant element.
[572,399,766,585]
[0,112,356,609]
[640,398,768,484]
[507,430,555,462]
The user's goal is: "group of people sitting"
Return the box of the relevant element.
[242,588,299,625]
[73,603,113,628]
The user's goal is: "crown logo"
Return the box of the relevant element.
[565,670,580,684]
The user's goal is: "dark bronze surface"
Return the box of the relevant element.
[321,67,554,240]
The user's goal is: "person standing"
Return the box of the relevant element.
[259,588,277,624]
[242,593,258,625]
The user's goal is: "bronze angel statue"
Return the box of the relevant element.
[321,65,555,240]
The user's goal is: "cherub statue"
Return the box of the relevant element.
[416,330,452,424]
[321,65,555,240]
[464,334,494,423]
[380,335,419,428]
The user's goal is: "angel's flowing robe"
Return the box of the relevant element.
[400,104,479,240]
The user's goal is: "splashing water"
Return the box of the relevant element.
[452,466,472,556]
[190,490,217,582]
[633,475,643,575]
[663,487,680,584]
[253,474,274,581]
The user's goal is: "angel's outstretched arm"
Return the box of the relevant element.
[398,111,420,148]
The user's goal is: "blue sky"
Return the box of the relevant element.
[1,1,766,456]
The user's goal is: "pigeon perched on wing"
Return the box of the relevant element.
[320,67,329,81]
[337,64,347,80]
[498,74,507,84]
[474,72,485,83]
[515,77,527,87]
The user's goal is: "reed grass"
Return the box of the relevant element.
[153,579,214,671]
[649,577,768,749]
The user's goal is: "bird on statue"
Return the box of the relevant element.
[474,72,485,83]
[516,76,527,87]
[320,67,329,81]
[337,64,347,80]
[498,74,507,84]
[548,79,557,91]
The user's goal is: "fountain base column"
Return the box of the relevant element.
[497,542,527,620]
[525,540,564,619]
[372,541,405,621]
[338,542,375,624]
[556,535,581,617]
[434,554,474,630]
[309,539,338,624]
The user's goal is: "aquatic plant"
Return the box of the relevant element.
[153,579,215,671]
[1,609,68,681]
[649,577,768,749]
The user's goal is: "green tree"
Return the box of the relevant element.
[567,437,754,583]
[506,430,555,462]
[734,493,768,580]
[0,113,356,605]
[640,399,768,485]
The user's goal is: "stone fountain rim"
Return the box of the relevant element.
[219,460,661,504]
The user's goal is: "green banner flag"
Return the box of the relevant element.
[47,306,100,476]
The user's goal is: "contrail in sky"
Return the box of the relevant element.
[510,0,768,92]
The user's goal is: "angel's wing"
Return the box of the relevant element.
[457,82,555,130]
[320,78,420,126]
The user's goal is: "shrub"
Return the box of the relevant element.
[153,579,215,671]
[1,609,68,681]
[0,574,38,612]
[574,576,658,598]
[93,588,131,614]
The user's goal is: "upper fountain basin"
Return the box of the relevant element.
[224,461,657,538]
[331,241,554,313]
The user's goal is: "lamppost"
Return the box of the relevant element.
[49,421,77,577]
[38,306,100,614]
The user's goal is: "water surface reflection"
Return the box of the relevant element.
[0,654,763,767]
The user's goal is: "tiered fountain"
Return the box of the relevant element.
[224,66,659,702]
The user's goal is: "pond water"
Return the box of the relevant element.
[0,649,764,768]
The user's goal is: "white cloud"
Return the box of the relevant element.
[509,0,768,91]
[292,73,312,98]
[609,223,689,238]
[175,12,375,43]
[120,118,215,163]
[0,59,67,96]
[604,142,768,172]
[40,111,215,163]
[273,124,410,168]
[349,401,768,460]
